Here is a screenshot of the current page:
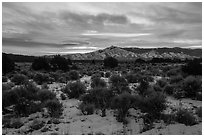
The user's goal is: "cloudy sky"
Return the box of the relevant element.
[2,2,202,55]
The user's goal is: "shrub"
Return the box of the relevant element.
[81,87,114,117]
[137,78,149,96]
[104,57,118,68]
[68,70,79,80]
[138,92,166,119]
[11,74,28,85]
[196,107,202,118]
[33,73,52,85]
[170,75,183,84]
[2,76,8,82]
[30,119,45,130]
[60,93,66,100]
[44,99,63,118]
[157,78,167,88]
[164,85,174,95]
[183,76,201,98]
[109,75,129,94]
[31,57,50,71]
[37,89,56,103]
[3,118,23,129]
[2,53,15,74]
[50,55,71,71]
[79,103,95,115]
[91,77,106,88]
[2,82,15,91]
[62,81,86,99]
[105,71,111,78]
[182,59,202,75]
[125,73,141,83]
[111,93,135,123]
[167,68,180,77]
[175,109,197,126]
[41,83,49,89]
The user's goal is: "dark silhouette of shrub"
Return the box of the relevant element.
[164,85,174,95]
[62,81,86,98]
[68,70,79,80]
[183,76,201,98]
[33,73,52,85]
[50,55,71,71]
[2,76,8,82]
[109,75,130,94]
[2,53,15,74]
[182,59,202,75]
[137,78,149,96]
[125,73,141,83]
[37,89,56,103]
[80,87,114,117]
[44,99,63,118]
[31,57,50,71]
[111,92,135,123]
[105,71,111,78]
[79,103,95,115]
[11,74,28,85]
[175,109,197,126]
[157,78,167,88]
[104,57,118,68]
[91,77,106,88]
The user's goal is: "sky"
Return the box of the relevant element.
[2,2,202,56]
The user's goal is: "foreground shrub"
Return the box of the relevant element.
[91,77,106,88]
[44,99,63,118]
[11,74,28,85]
[182,59,202,75]
[62,81,86,99]
[68,70,79,80]
[79,102,95,115]
[183,76,201,98]
[30,119,45,130]
[175,109,197,126]
[109,75,129,94]
[3,118,23,129]
[104,57,118,68]
[81,87,114,117]
[37,89,56,103]
[111,93,135,123]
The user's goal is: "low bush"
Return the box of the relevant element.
[125,73,141,83]
[111,92,136,123]
[3,118,23,129]
[91,77,106,88]
[62,81,86,99]
[175,109,197,126]
[109,75,130,94]
[11,74,28,85]
[105,71,111,78]
[79,102,95,115]
[30,119,45,130]
[60,93,66,100]
[164,85,174,95]
[68,70,79,80]
[170,75,183,84]
[183,76,201,98]
[2,76,8,82]
[33,73,52,85]
[196,107,202,118]
[157,78,167,88]
[2,82,15,91]
[44,99,63,118]
[37,89,56,103]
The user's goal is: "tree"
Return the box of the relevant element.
[104,57,118,68]
[2,53,15,74]
[31,57,50,71]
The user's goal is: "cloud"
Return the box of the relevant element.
[81,32,151,37]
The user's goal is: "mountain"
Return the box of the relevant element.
[64,46,201,60]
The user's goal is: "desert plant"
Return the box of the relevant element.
[2,53,15,74]
[104,57,118,68]
[11,74,28,85]
[50,55,71,71]
[111,92,135,123]
[91,77,106,88]
[164,85,174,95]
[30,119,45,130]
[109,75,130,94]
[105,71,111,78]
[60,93,66,100]
[183,75,201,98]
[44,99,63,118]
[68,70,79,80]
[33,73,52,85]
[182,59,202,75]
[2,76,8,82]
[3,118,23,129]
[37,89,56,103]
[196,107,202,118]
[175,109,197,126]
[170,75,183,84]
[79,102,95,115]
[31,57,50,71]
[62,81,86,99]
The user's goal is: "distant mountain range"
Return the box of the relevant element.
[63,46,202,60]
[3,46,202,62]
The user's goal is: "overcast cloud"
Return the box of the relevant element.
[2,2,202,55]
